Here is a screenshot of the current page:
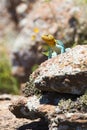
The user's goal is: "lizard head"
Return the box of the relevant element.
[41,34,56,47]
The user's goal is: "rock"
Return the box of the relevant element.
[9,97,28,118]
[29,45,87,95]
[49,112,87,130]
[9,93,87,118]
[9,94,56,119]
[0,94,12,100]
[9,95,44,119]
[16,3,27,15]
[0,94,49,130]
[9,94,87,130]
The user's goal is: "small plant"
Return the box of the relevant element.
[23,75,41,97]
[58,99,74,112]
[0,45,19,94]
[58,94,87,113]
[76,94,87,111]
[31,64,38,72]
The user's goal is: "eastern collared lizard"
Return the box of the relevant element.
[41,34,66,59]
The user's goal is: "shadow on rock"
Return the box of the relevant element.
[40,92,79,105]
[17,119,48,130]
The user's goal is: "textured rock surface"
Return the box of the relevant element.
[9,95,42,119]
[30,45,87,95]
[9,94,56,119]
[49,112,87,130]
[9,94,87,130]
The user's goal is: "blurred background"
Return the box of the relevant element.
[0,0,87,95]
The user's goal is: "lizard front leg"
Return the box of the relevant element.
[56,44,65,53]
[56,40,65,53]
[48,47,52,59]
[52,51,57,58]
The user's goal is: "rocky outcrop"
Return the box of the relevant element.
[9,45,87,129]
[27,45,87,95]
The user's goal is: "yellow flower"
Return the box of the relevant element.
[33,27,39,33]
[31,35,36,40]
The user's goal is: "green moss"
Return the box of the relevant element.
[58,94,87,113]
[31,64,38,72]
[58,99,74,112]
[76,94,87,111]
[23,75,41,97]
[0,46,19,94]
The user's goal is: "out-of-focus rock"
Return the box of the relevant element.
[11,41,47,83]
[0,94,12,100]
[16,3,27,15]
[14,0,87,47]
[27,45,87,95]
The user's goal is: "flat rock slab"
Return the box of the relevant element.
[31,45,87,95]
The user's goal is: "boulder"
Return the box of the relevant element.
[30,45,87,95]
